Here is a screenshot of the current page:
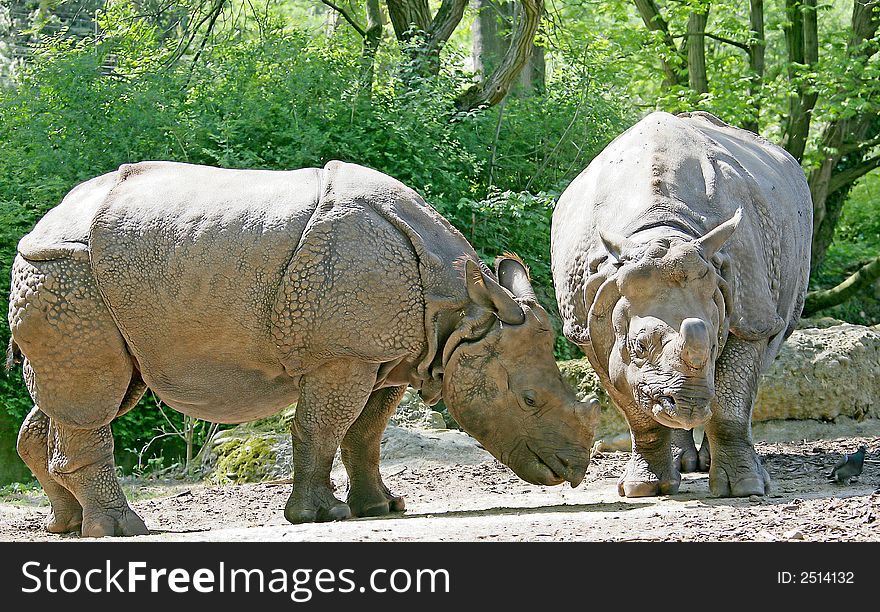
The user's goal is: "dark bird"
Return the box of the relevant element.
[827,446,867,484]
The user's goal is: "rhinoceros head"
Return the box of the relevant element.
[441,256,599,488]
[585,210,741,430]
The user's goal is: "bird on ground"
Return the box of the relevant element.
[827,445,867,484]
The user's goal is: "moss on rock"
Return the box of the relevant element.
[207,435,279,485]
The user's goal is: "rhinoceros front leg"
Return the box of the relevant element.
[341,385,407,518]
[618,418,680,497]
[670,428,700,473]
[285,359,379,524]
[704,336,770,497]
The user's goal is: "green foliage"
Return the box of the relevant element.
[810,172,880,324]
[446,190,582,359]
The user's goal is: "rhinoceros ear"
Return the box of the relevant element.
[495,253,538,304]
[465,258,525,325]
[598,228,635,264]
[696,208,743,258]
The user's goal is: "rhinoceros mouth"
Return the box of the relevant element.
[637,385,712,429]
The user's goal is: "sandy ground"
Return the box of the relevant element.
[1,422,878,542]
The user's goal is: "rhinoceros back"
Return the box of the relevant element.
[17,171,119,261]
[88,162,321,419]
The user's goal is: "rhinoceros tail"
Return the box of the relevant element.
[6,338,21,372]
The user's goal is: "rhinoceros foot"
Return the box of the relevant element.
[347,480,406,518]
[284,489,352,524]
[46,504,83,534]
[81,506,149,538]
[617,453,681,497]
[707,446,769,497]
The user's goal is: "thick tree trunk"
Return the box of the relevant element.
[782,0,819,162]
[744,0,765,133]
[808,0,879,273]
[803,256,880,317]
[386,0,432,40]
[632,0,686,87]
[686,8,709,94]
[456,0,543,111]
[472,0,504,79]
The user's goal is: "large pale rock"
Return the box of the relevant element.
[753,323,880,421]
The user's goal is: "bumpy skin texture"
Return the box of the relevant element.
[551,111,812,498]
[9,160,598,536]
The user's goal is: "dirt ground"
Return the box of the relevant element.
[1,421,878,542]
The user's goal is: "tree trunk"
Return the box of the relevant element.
[686,8,709,94]
[808,0,879,273]
[782,0,819,162]
[744,0,765,133]
[386,0,466,77]
[471,0,504,79]
[456,0,543,111]
[632,0,686,87]
[803,255,880,317]
[386,0,432,41]
[360,0,384,100]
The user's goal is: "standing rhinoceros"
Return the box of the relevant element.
[8,160,599,536]
[551,111,811,498]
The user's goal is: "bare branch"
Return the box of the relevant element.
[828,155,880,194]
[803,255,880,317]
[321,0,367,37]
[704,32,750,52]
[456,0,544,111]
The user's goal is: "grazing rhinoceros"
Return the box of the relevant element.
[551,111,811,498]
[8,160,599,536]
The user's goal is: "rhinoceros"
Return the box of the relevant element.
[8,160,599,536]
[551,111,811,498]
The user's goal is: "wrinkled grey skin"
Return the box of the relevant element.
[8,160,599,536]
[552,111,811,498]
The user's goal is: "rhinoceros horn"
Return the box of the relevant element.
[678,317,711,370]
[464,258,526,325]
[695,207,743,258]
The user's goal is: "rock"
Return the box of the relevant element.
[426,411,447,430]
[784,529,805,540]
[594,433,632,453]
[754,324,880,422]
[391,388,458,430]
[558,359,627,438]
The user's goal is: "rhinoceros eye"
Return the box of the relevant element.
[522,390,538,407]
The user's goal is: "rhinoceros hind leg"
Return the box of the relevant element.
[671,428,699,473]
[48,419,149,537]
[697,435,711,471]
[16,405,83,533]
[617,424,680,497]
[9,255,148,536]
[285,359,379,524]
[341,385,407,518]
[705,337,770,497]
